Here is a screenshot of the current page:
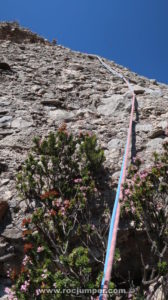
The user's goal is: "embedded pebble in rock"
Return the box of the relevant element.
[132,85,145,95]
[148,127,164,139]
[0,22,168,296]
[136,124,153,133]
[97,95,126,116]
[3,191,12,201]
[1,227,22,240]
[48,109,75,122]
[146,138,164,153]
[108,138,124,150]
[158,120,168,130]
[57,84,74,91]
[11,117,33,129]
[0,116,12,123]
[0,179,10,187]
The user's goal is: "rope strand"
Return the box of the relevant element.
[96,56,135,300]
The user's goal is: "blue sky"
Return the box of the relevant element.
[1,0,168,83]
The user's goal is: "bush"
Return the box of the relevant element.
[121,141,168,297]
[7,126,115,299]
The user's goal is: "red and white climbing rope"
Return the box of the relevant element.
[95,56,136,300]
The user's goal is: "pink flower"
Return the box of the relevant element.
[140,170,148,180]
[74,178,82,183]
[60,207,66,216]
[20,285,26,292]
[125,189,130,196]
[5,287,12,294]
[64,200,70,208]
[41,269,48,279]
[6,268,12,277]
[22,255,33,266]
[4,287,17,300]
[131,206,136,214]
[53,198,62,208]
[22,255,30,266]
[80,186,86,191]
[37,246,44,253]
[133,174,138,181]
[20,280,30,292]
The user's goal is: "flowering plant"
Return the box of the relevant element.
[8,126,117,299]
[122,141,168,297]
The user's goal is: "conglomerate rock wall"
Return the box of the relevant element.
[0,22,168,296]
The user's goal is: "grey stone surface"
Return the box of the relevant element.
[0,116,12,123]
[11,117,33,128]
[1,228,22,240]
[136,124,153,133]
[97,95,126,116]
[49,109,75,122]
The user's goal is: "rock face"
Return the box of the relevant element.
[0,22,49,45]
[0,22,168,295]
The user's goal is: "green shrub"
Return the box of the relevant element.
[122,141,168,297]
[7,126,116,299]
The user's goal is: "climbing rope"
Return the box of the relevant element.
[95,56,136,300]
